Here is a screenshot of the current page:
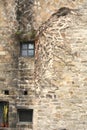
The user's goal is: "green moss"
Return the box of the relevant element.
[15,28,36,40]
[28,28,36,39]
[15,30,23,35]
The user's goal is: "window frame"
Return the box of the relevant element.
[17,109,33,123]
[20,41,35,57]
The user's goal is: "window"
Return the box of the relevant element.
[17,109,33,122]
[21,42,35,57]
[4,90,9,95]
[0,101,9,127]
[23,90,28,95]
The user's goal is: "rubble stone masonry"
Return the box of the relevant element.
[0,0,87,130]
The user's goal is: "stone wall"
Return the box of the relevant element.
[35,3,87,130]
[0,0,19,128]
[0,0,87,130]
[33,0,85,29]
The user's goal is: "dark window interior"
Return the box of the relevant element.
[4,90,9,95]
[0,101,9,127]
[21,42,35,57]
[23,90,28,95]
[18,109,33,122]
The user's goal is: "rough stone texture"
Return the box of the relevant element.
[0,0,19,128]
[16,0,35,41]
[0,0,87,130]
[35,2,87,130]
[33,0,85,29]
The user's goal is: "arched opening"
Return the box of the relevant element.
[0,101,9,127]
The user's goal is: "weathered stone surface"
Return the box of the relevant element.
[0,0,87,130]
[35,3,87,130]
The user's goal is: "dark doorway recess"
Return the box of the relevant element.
[0,101,9,127]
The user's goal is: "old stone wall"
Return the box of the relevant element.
[16,0,86,39]
[0,0,19,128]
[0,0,87,130]
[35,3,87,130]
[33,0,85,28]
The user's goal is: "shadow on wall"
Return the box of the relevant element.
[16,0,36,41]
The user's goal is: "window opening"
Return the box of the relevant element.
[17,109,33,122]
[4,90,9,95]
[23,90,28,95]
[21,41,35,57]
[0,101,9,127]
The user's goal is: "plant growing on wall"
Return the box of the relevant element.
[15,27,36,41]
